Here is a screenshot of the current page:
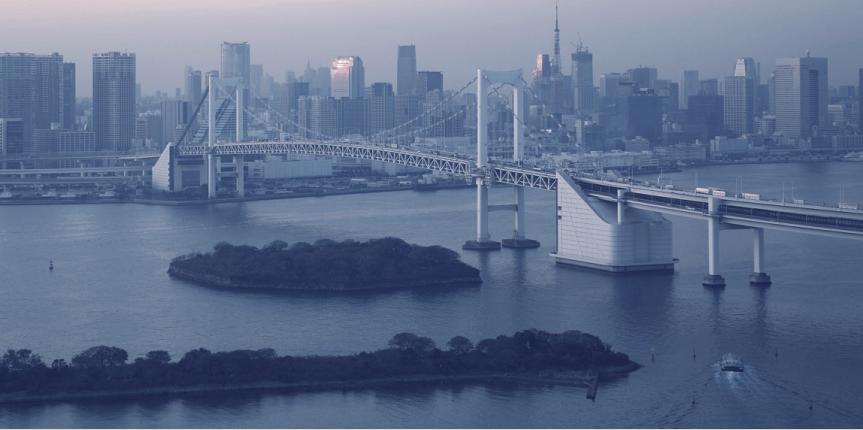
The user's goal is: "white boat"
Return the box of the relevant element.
[843,152,863,162]
[0,190,12,199]
[98,190,116,198]
[719,354,744,372]
[60,191,77,199]
[40,190,58,198]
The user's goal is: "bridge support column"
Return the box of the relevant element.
[207,73,217,199]
[749,228,772,286]
[463,178,501,251]
[234,156,244,198]
[617,188,626,224]
[502,186,540,249]
[703,196,726,287]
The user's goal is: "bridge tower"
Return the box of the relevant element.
[205,76,246,199]
[463,69,540,250]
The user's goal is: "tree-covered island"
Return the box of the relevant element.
[168,237,482,291]
[0,329,639,404]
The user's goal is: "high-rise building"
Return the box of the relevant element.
[416,71,443,98]
[57,130,95,153]
[0,118,25,155]
[367,82,394,135]
[184,67,202,106]
[859,68,862,131]
[396,45,417,96]
[93,52,135,151]
[337,97,368,136]
[249,64,263,99]
[0,53,65,152]
[297,95,337,139]
[681,70,699,109]
[625,90,663,146]
[572,44,594,113]
[533,54,552,80]
[161,99,190,146]
[627,67,657,91]
[686,94,725,143]
[774,55,828,139]
[62,63,75,129]
[331,56,364,99]
[721,75,755,136]
[314,67,331,97]
[394,94,419,132]
[699,78,719,96]
[220,42,250,85]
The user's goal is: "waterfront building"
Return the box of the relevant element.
[93,52,135,151]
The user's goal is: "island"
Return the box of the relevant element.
[0,329,639,404]
[168,237,482,291]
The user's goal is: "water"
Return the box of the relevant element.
[0,161,861,428]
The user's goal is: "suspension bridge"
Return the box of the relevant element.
[151,69,863,288]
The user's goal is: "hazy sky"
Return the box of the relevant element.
[3,0,863,95]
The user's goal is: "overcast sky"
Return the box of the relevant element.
[3,0,862,95]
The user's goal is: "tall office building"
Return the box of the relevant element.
[416,71,443,98]
[0,118,25,155]
[774,55,828,139]
[184,67,202,106]
[625,90,663,146]
[331,56,364,99]
[62,63,75,129]
[93,52,136,151]
[699,78,719,96]
[721,75,755,135]
[396,45,417,96]
[687,94,725,143]
[161,99,190,146]
[859,68,862,131]
[627,67,657,91]
[249,64,263,99]
[0,53,65,153]
[572,44,594,113]
[220,42,250,85]
[368,82,395,135]
[681,70,699,109]
[297,95,337,139]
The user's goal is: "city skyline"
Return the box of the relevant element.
[3,0,862,95]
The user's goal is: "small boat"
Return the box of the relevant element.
[49,260,54,271]
[719,353,744,372]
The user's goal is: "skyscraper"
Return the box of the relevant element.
[625,90,663,146]
[416,71,443,98]
[331,56,364,99]
[62,62,75,130]
[572,44,594,113]
[721,76,754,135]
[220,42,250,85]
[368,82,395,135]
[681,70,699,109]
[93,52,135,151]
[0,53,65,152]
[859,68,862,131]
[184,67,202,106]
[627,67,657,91]
[396,45,417,96]
[161,99,190,146]
[774,54,828,139]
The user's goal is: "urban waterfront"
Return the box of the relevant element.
[0,162,861,428]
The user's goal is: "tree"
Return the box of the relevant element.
[264,240,289,251]
[388,332,436,352]
[446,336,474,355]
[145,350,171,364]
[71,346,128,369]
[2,349,44,371]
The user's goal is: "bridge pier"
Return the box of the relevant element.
[234,156,244,198]
[463,178,501,250]
[703,196,726,287]
[749,228,772,286]
[207,73,217,199]
[502,186,540,248]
